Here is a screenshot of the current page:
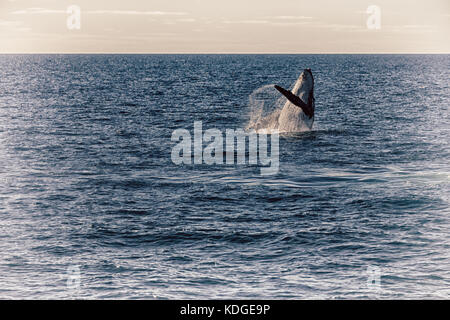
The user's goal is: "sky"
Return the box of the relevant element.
[0,0,449,53]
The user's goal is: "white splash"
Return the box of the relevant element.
[246,73,313,134]
[246,84,283,134]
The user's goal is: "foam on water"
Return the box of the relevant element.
[246,76,312,134]
[246,84,282,133]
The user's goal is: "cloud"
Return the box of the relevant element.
[86,10,187,16]
[384,24,438,33]
[11,8,187,16]
[12,7,65,14]
[272,16,313,20]
[177,18,196,23]
[223,20,270,24]
[0,18,31,34]
[319,23,365,31]
[270,21,313,26]
[222,15,314,26]
[0,19,23,27]
[313,22,438,34]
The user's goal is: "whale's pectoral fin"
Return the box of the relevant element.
[274,85,313,118]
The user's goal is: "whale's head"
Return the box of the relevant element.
[292,68,314,107]
[274,68,315,120]
[274,68,316,131]
[299,68,314,90]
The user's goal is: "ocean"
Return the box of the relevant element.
[0,54,448,299]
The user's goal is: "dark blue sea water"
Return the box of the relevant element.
[0,54,449,299]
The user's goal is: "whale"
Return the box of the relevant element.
[274,68,315,132]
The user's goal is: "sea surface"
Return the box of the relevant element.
[0,54,449,299]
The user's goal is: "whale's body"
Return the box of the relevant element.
[275,69,315,132]
[247,69,315,133]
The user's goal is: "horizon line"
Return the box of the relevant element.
[0,52,449,55]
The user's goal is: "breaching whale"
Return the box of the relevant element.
[274,68,315,132]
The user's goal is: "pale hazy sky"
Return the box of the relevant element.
[0,0,449,53]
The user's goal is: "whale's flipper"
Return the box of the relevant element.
[274,85,314,118]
